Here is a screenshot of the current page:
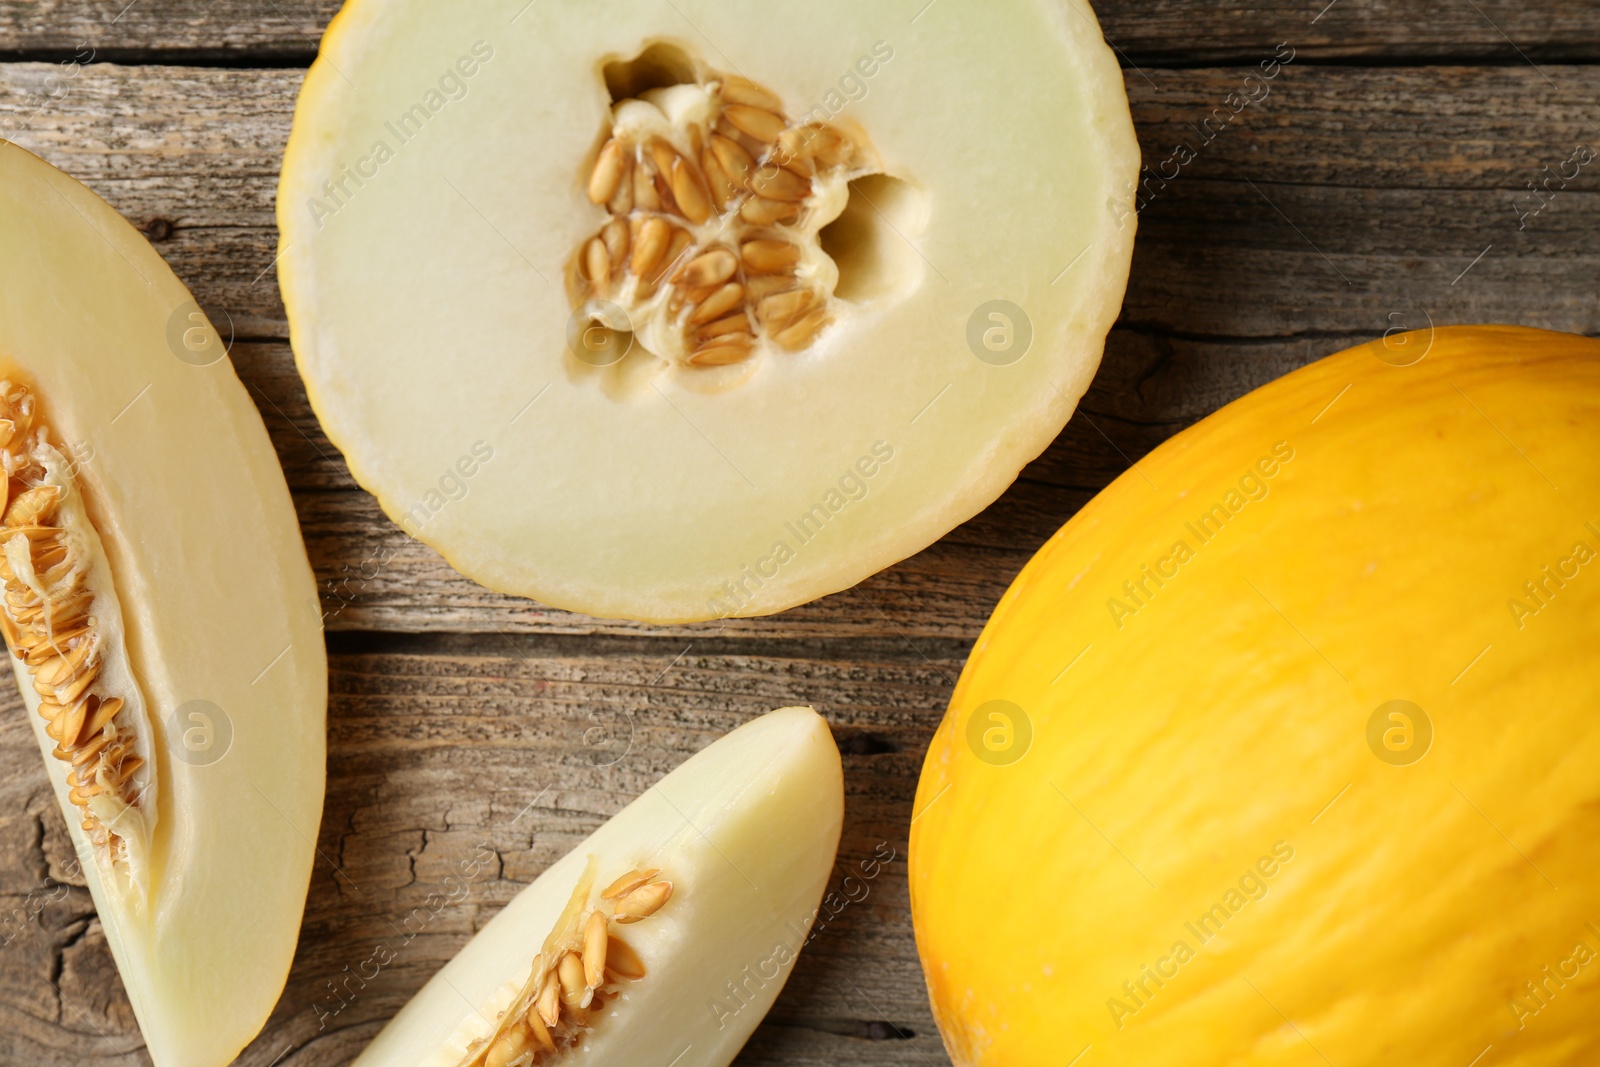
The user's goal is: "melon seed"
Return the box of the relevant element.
[564,64,873,371]
[458,862,673,1067]
[0,381,145,864]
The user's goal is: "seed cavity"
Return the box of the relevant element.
[0,380,153,890]
[458,861,672,1067]
[567,61,883,375]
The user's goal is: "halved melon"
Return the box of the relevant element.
[278,0,1139,622]
[353,705,843,1067]
[0,142,326,1066]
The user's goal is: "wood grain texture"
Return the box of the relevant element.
[6,61,1597,344]
[4,60,1595,636]
[0,6,1597,1064]
[3,0,1600,64]
[0,644,956,1066]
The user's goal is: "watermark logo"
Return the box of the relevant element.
[396,441,496,536]
[583,707,635,767]
[1507,526,1598,629]
[167,700,233,766]
[307,40,496,230]
[567,299,633,367]
[1366,700,1431,766]
[0,42,95,139]
[966,300,1032,366]
[314,840,498,1030]
[965,699,1032,766]
[704,441,895,618]
[1513,142,1595,231]
[165,300,233,367]
[1108,441,1296,629]
[1113,42,1295,225]
[1372,309,1435,367]
[1108,841,1295,1030]
[1508,922,1600,1031]
[708,842,896,1031]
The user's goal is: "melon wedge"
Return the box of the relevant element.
[353,705,843,1067]
[278,0,1139,622]
[0,142,326,1066]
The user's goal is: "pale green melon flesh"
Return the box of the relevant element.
[0,142,327,1067]
[353,706,844,1067]
[279,0,1139,621]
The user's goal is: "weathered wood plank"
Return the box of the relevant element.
[0,644,958,1065]
[0,62,295,337]
[5,63,1598,342]
[3,62,1597,640]
[0,9,1589,1067]
[1104,1,1600,64]
[3,0,1599,64]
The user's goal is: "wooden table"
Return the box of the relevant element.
[0,2,1595,1063]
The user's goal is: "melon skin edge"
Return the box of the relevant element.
[276,0,1141,623]
[353,705,845,1067]
[909,326,1600,1066]
[0,141,327,1067]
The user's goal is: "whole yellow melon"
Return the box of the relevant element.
[910,326,1600,1066]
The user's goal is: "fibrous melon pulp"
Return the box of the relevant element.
[353,705,843,1067]
[911,326,1600,1065]
[278,0,1139,621]
[0,142,327,1067]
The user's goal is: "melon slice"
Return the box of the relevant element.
[353,705,844,1067]
[278,0,1139,622]
[0,142,326,1066]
